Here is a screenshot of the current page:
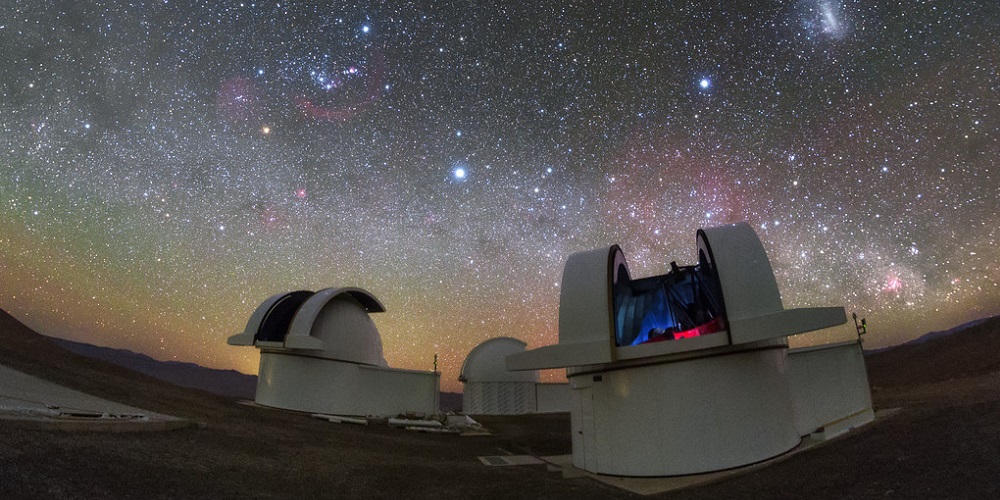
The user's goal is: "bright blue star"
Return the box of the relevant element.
[699,78,711,89]
[453,167,467,180]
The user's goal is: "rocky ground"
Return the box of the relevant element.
[1,310,998,499]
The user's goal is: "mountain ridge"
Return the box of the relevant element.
[46,336,258,400]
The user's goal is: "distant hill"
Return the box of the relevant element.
[0,307,245,420]
[866,317,993,354]
[897,317,992,346]
[865,315,1000,388]
[439,391,463,412]
[47,337,258,400]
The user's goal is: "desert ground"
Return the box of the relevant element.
[1,309,999,499]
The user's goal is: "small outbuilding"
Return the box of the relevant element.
[459,337,570,415]
[228,287,439,417]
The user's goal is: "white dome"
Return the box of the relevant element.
[287,288,388,367]
[460,337,539,383]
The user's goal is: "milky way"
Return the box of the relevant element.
[1,1,997,391]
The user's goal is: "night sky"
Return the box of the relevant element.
[1,1,997,392]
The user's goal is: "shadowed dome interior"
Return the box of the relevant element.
[460,337,539,383]
[256,291,314,343]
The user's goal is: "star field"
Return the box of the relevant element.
[1,1,998,391]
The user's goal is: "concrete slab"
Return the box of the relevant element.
[0,363,192,432]
[478,455,545,466]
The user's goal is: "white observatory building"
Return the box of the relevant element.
[459,337,570,415]
[507,222,873,476]
[228,287,440,417]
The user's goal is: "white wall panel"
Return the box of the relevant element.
[788,341,874,438]
[256,352,439,417]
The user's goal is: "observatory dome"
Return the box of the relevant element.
[287,288,389,367]
[460,337,539,383]
[230,286,440,417]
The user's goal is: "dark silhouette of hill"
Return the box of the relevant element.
[0,308,253,421]
[901,317,992,346]
[865,315,1000,388]
[439,390,463,412]
[864,316,992,355]
[46,336,258,400]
